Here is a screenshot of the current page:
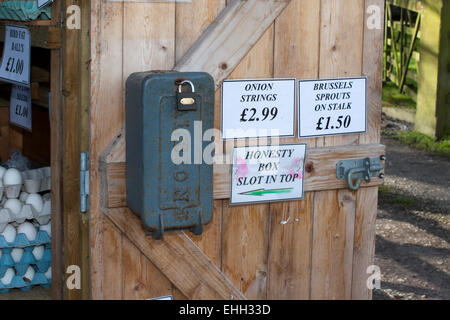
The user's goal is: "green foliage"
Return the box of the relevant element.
[382,81,417,109]
[379,185,415,207]
[396,130,450,158]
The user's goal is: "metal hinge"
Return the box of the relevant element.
[80,152,90,213]
[336,156,385,191]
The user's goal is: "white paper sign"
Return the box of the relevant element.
[298,77,367,138]
[149,295,174,300]
[222,79,296,139]
[231,144,306,205]
[38,0,54,9]
[0,25,31,86]
[10,84,32,131]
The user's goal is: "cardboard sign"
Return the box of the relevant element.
[298,77,366,138]
[231,144,306,205]
[222,79,296,139]
[10,84,32,131]
[0,25,31,86]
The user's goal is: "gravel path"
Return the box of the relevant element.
[373,117,450,300]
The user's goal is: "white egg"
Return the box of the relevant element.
[3,168,22,186]
[23,266,35,282]
[26,194,44,213]
[44,267,52,279]
[11,248,24,263]
[1,268,15,285]
[4,199,23,215]
[19,192,29,202]
[0,166,6,180]
[39,223,51,237]
[1,224,16,243]
[32,245,45,260]
[17,222,37,241]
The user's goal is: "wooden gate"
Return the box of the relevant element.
[90,0,385,300]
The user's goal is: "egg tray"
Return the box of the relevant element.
[0,196,51,233]
[21,167,51,194]
[0,244,51,278]
[0,229,51,249]
[0,269,51,294]
[0,167,51,200]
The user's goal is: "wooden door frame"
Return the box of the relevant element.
[52,0,91,300]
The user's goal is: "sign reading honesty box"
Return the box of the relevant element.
[222,79,296,139]
[298,77,366,138]
[231,144,306,205]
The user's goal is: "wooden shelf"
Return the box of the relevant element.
[0,19,53,27]
[0,24,60,49]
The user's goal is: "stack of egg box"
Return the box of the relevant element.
[0,167,51,293]
[0,167,51,230]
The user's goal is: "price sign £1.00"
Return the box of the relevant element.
[10,84,32,131]
[298,77,367,138]
[0,25,31,86]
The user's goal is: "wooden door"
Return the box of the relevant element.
[90,0,385,300]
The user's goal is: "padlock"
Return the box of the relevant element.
[177,80,198,111]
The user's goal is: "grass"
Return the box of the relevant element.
[396,130,450,158]
[382,80,417,109]
[379,185,415,207]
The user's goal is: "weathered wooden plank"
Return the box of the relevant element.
[117,0,176,299]
[267,193,314,300]
[102,216,123,300]
[352,186,378,300]
[310,0,363,301]
[267,0,321,300]
[219,22,274,300]
[222,202,269,300]
[353,0,385,300]
[105,207,246,300]
[189,200,223,267]
[99,134,385,206]
[50,48,63,300]
[310,190,356,299]
[176,0,226,270]
[62,0,86,299]
[122,237,173,300]
[175,0,226,61]
[316,0,364,148]
[90,0,124,300]
[174,0,290,89]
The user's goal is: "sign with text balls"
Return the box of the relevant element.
[299,77,367,138]
[222,79,296,139]
[0,25,31,86]
[231,144,306,205]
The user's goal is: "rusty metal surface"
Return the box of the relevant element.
[126,71,214,239]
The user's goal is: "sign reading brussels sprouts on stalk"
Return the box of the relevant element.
[231,144,306,205]
[0,25,30,86]
[298,77,367,138]
[221,79,296,139]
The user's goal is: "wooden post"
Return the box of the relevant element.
[415,0,450,139]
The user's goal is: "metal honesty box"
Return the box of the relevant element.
[126,71,214,239]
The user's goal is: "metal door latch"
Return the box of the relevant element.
[336,156,385,191]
